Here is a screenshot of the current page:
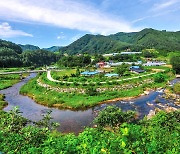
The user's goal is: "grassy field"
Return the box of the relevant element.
[0,73,29,90]
[0,74,20,90]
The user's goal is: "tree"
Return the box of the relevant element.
[94,106,136,128]
[154,73,166,83]
[170,55,180,74]
[115,63,129,76]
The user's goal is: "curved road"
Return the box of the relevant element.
[47,70,157,85]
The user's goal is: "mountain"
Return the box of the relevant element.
[60,34,131,55]
[108,28,180,51]
[18,44,40,51]
[61,28,180,55]
[0,39,22,54]
[43,46,62,52]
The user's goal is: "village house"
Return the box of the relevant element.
[130,66,145,74]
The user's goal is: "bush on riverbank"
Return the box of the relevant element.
[0,94,7,110]
[0,107,179,153]
[174,82,180,94]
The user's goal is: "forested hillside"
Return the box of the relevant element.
[109,28,180,51]
[60,34,131,55]
[43,46,62,52]
[18,44,40,51]
[0,39,59,68]
[61,28,180,54]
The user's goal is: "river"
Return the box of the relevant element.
[0,73,179,134]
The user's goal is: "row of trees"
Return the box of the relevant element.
[57,55,91,67]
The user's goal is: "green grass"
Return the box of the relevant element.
[0,74,20,90]
[0,67,29,73]
[51,69,78,77]
[0,94,8,110]
[0,73,30,90]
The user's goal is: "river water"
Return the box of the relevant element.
[0,73,179,134]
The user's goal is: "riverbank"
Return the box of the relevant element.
[0,73,29,90]
[20,72,173,110]
[163,82,180,106]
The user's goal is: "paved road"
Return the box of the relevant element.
[0,70,46,75]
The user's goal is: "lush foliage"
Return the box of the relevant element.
[170,55,180,74]
[94,106,136,128]
[21,50,59,67]
[154,73,166,83]
[58,55,91,67]
[115,63,129,76]
[0,107,179,153]
[174,82,180,94]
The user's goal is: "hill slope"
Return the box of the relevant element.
[61,28,180,54]
[43,46,62,52]
[18,44,40,51]
[60,34,131,55]
[109,28,180,51]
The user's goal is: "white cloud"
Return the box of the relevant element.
[0,0,139,35]
[57,35,65,40]
[0,22,33,38]
[152,0,179,11]
[71,34,83,42]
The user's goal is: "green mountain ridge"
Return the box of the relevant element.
[60,34,131,55]
[42,46,62,52]
[18,44,40,51]
[108,28,180,51]
[60,28,180,54]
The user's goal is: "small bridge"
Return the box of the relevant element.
[176,74,180,78]
[0,70,47,75]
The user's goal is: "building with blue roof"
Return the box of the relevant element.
[105,73,119,77]
[130,66,145,74]
[80,71,99,76]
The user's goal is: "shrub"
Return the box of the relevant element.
[154,73,166,83]
[174,82,180,94]
[85,87,98,96]
[94,106,136,128]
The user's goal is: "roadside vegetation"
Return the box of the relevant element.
[0,106,179,153]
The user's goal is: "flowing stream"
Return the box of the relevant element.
[0,73,179,134]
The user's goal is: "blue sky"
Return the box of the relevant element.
[0,0,179,48]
